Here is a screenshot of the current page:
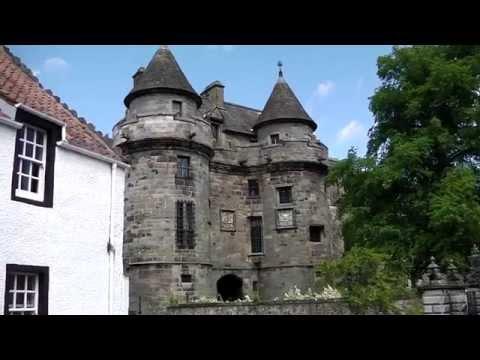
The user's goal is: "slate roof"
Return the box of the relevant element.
[124,46,201,107]
[199,91,260,136]
[255,74,316,130]
[0,46,121,160]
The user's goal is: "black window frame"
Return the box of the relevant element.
[11,108,60,208]
[176,156,191,179]
[4,264,49,315]
[247,179,260,198]
[249,216,263,254]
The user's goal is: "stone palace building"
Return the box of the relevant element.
[113,46,344,314]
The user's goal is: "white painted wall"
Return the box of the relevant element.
[0,104,129,315]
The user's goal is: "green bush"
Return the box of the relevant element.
[315,247,412,314]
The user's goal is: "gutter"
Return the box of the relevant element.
[16,102,127,168]
[57,140,129,168]
[0,117,23,129]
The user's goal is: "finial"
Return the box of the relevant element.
[159,45,169,50]
[277,60,283,78]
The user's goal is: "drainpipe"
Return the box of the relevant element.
[107,163,117,314]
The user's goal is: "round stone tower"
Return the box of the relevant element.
[113,46,214,314]
[252,65,339,299]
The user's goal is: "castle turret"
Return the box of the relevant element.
[251,63,341,299]
[254,63,317,149]
[115,46,214,314]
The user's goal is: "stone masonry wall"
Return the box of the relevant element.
[167,299,352,315]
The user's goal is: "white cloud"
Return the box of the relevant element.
[206,45,235,52]
[337,120,366,142]
[43,57,70,73]
[315,80,335,97]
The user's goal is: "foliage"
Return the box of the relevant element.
[328,45,480,277]
[315,247,411,314]
[276,285,342,302]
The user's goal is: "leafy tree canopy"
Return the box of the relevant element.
[315,247,412,314]
[328,46,480,277]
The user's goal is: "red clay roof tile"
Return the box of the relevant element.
[0,46,121,160]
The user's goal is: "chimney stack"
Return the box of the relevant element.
[201,81,225,108]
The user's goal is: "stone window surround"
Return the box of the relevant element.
[309,224,325,243]
[275,184,294,206]
[249,216,264,255]
[172,100,183,117]
[176,156,191,179]
[270,133,280,145]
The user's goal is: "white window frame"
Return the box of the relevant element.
[7,272,40,315]
[15,124,47,202]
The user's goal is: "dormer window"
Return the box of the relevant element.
[11,107,60,207]
[270,134,280,144]
[172,101,183,117]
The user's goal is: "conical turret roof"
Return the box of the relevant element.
[255,69,316,131]
[124,46,201,107]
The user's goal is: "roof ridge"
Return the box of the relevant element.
[224,101,262,113]
[2,45,115,152]
[2,46,42,85]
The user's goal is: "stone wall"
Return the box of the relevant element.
[416,250,480,315]
[167,299,352,315]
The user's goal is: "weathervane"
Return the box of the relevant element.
[278,61,283,77]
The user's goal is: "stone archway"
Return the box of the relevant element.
[217,274,244,301]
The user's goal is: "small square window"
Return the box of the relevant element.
[278,186,293,204]
[310,225,325,243]
[5,265,49,315]
[172,101,183,117]
[248,179,259,198]
[181,274,192,283]
[270,134,280,144]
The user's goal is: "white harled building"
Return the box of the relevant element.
[0,46,129,315]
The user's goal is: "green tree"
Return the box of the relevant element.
[315,247,411,314]
[328,46,480,277]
